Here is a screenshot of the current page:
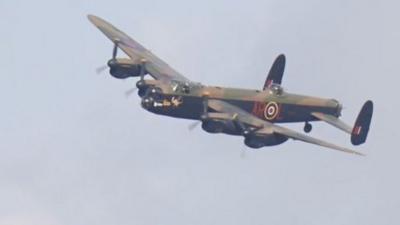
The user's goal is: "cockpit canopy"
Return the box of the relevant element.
[269,83,284,96]
[170,80,195,94]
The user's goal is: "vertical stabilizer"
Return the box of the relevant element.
[263,54,286,90]
[351,100,373,145]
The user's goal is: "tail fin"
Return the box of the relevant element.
[263,54,286,90]
[351,100,373,145]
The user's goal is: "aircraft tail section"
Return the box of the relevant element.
[263,54,286,90]
[351,100,373,146]
[312,100,373,146]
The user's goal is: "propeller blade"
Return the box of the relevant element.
[112,42,118,59]
[240,149,247,159]
[139,59,147,81]
[125,87,138,97]
[96,65,109,74]
[188,121,201,131]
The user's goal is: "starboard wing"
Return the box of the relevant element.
[88,15,190,82]
[207,99,364,156]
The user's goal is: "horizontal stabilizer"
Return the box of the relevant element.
[263,54,286,90]
[312,112,352,134]
[351,100,373,146]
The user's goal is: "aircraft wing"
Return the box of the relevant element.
[88,15,190,82]
[207,99,364,156]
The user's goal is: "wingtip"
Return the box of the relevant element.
[339,145,365,156]
[329,147,365,156]
[87,14,96,24]
[87,14,103,25]
[87,14,95,21]
[353,151,366,157]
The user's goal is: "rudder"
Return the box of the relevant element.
[351,100,373,146]
[263,54,286,90]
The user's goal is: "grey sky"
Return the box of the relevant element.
[1,0,399,225]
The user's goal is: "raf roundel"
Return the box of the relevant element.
[264,102,280,120]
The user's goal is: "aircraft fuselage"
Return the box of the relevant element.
[139,80,342,125]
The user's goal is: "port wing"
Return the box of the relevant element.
[88,15,190,82]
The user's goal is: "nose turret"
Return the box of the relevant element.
[141,96,154,109]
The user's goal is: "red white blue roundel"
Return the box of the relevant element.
[264,102,279,120]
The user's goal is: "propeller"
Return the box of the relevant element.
[96,65,108,74]
[112,41,118,59]
[95,42,119,75]
[125,87,138,97]
[188,121,201,131]
[240,149,247,159]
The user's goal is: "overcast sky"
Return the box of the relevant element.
[1,0,399,225]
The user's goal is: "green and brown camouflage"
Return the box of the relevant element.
[88,14,373,155]
[138,77,341,123]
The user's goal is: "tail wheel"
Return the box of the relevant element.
[304,122,312,133]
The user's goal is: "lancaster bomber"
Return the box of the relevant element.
[88,15,373,156]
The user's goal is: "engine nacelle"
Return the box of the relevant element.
[201,120,239,135]
[108,58,145,79]
[244,133,288,149]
